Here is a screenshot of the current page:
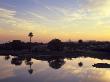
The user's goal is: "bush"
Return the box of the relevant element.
[47,39,64,51]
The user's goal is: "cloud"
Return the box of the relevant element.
[0,8,16,18]
[0,8,44,32]
[1,0,109,29]
[82,0,110,17]
[27,11,47,20]
[0,0,110,42]
[0,8,16,25]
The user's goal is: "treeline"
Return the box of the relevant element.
[0,39,110,52]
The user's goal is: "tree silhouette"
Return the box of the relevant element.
[78,39,83,44]
[28,32,33,43]
[47,39,64,51]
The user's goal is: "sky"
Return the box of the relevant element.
[0,0,110,43]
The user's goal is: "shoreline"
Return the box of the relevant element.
[0,50,110,60]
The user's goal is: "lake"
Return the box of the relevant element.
[0,55,110,82]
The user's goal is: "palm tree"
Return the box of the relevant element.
[28,32,33,43]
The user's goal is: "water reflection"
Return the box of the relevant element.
[78,62,83,67]
[93,63,110,68]
[4,55,10,60]
[48,58,65,69]
[26,61,33,74]
[3,54,110,73]
[0,54,110,82]
[4,55,67,72]
[11,57,23,66]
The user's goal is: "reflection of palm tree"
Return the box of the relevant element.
[28,68,33,74]
[25,61,33,74]
[28,32,33,43]
[48,59,65,69]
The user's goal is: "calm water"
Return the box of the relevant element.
[0,55,110,82]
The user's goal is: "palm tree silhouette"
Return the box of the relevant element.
[28,32,33,51]
[28,32,33,43]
